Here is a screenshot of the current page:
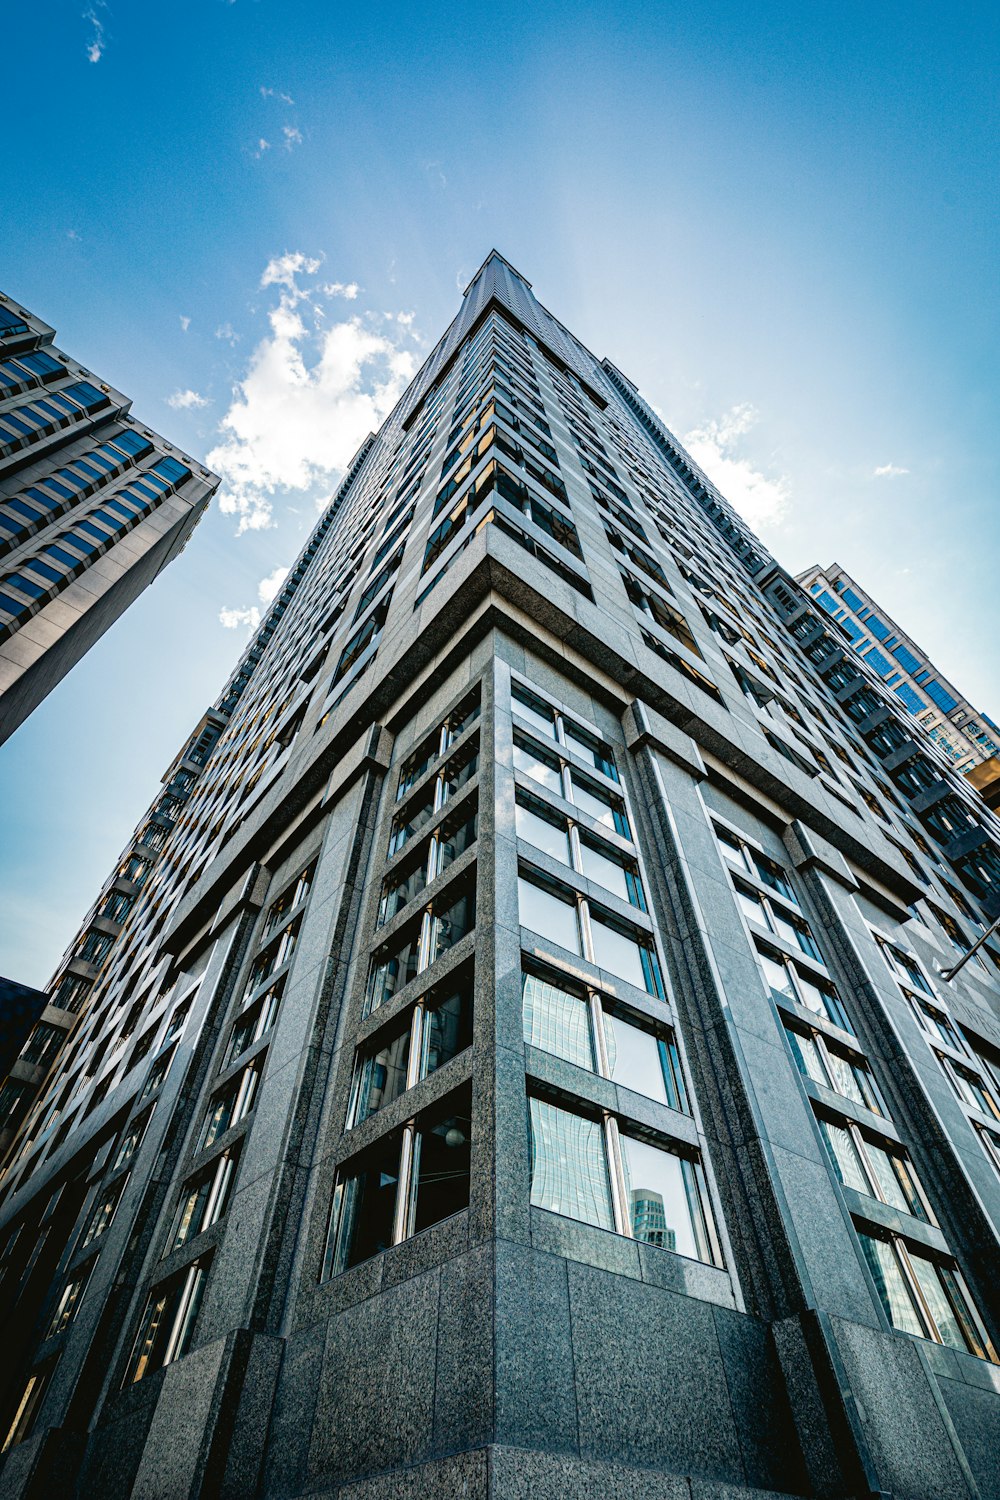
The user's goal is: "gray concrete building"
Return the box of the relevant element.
[1,253,999,1500]
[0,290,217,744]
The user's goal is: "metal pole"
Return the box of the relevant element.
[939,913,1000,983]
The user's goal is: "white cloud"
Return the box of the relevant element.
[260,86,294,105]
[179,315,191,333]
[257,565,289,605]
[167,388,210,410]
[253,138,271,158]
[261,252,322,296]
[219,605,260,631]
[83,4,107,62]
[207,253,417,534]
[215,322,240,345]
[282,124,303,150]
[67,229,80,242]
[683,403,790,529]
[873,463,909,478]
[322,281,360,300]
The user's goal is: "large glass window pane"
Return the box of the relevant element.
[512,735,562,795]
[818,1118,870,1195]
[412,1096,472,1233]
[759,949,796,1004]
[512,685,557,738]
[785,1027,830,1088]
[515,799,571,865]
[528,1097,613,1230]
[823,1048,871,1110]
[570,774,628,836]
[796,972,850,1031]
[603,1011,675,1107]
[522,972,593,1069]
[430,879,475,962]
[579,837,631,904]
[620,1133,714,1262]
[563,722,618,780]
[865,1141,928,1220]
[517,876,580,953]
[736,886,767,928]
[351,1025,411,1125]
[858,1232,925,1338]
[590,912,647,991]
[325,1133,401,1275]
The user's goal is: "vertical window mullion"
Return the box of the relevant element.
[392,1124,417,1246]
[417,910,434,972]
[849,1123,886,1205]
[589,992,610,1078]
[568,822,583,876]
[603,1115,630,1237]
[408,1004,425,1089]
[578,897,595,964]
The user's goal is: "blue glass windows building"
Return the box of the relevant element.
[0,255,999,1499]
[0,291,217,745]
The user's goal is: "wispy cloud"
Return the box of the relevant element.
[179,314,191,333]
[282,124,303,150]
[258,564,290,605]
[167,388,210,411]
[219,564,291,633]
[215,322,240,345]
[253,138,271,159]
[83,3,108,62]
[260,86,294,105]
[873,462,909,478]
[219,605,260,632]
[683,403,790,530]
[207,253,418,534]
[322,281,360,300]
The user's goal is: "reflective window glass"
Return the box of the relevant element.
[522,972,593,1069]
[517,876,580,954]
[619,1134,713,1262]
[528,1097,613,1230]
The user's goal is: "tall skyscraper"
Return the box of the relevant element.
[1,253,999,1500]
[0,290,218,744]
[796,561,999,774]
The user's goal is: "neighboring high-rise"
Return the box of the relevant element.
[0,290,218,744]
[1,253,1000,1500]
[796,562,999,774]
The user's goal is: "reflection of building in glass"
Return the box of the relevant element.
[630,1188,676,1251]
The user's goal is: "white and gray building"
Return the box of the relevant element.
[0,254,999,1500]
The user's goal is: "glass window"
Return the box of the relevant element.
[367,925,421,1012]
[350,1023,412,1125]
[590,910,659,994]
[603,1010,685,1111]
[864,1139,928,1220]
[512,684,557,738]
[515,796,571,865]
[579,836,635,904]
[80,1177,128,1249]
[563,722,618,780]
[203,1062,260,1148]
[570,773,629,836]
[45,1261,95,1338]
[512,733,563,795]
[528,1096,614,1230]
[786,1026,829,1088]
[423,978,473,1074]
[818,1118,870,1195]
[412,1098,472,1233]
[172,1149,238,1249]
[859,1232,926,1339]
[429,877,475,962]
[522,971,593,1069]
[125,1260,209,1384]
[517,875,581,954]
[619,1133,714,1262]
[325,1131,401,1274]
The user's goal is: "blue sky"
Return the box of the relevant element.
[2,0,998,985]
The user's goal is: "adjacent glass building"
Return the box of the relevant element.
[1,254,999,1500]
[0,291,217,744]
[796,561,999,773]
